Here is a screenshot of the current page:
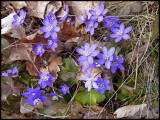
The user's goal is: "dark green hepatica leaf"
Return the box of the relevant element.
[1,38,11,58]
[74,88,105,105]
[58,58,80,75]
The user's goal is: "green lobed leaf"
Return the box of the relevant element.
[58,58,80,75]
[1,38,11,58]
[19,72,31,85]
[74,88,105,105]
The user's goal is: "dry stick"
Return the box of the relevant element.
[97,42,158,118]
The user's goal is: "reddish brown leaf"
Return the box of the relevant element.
[60,20,74,36]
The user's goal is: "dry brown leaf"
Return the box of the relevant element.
[25,30,43,40]
[114,104,147,118]
[45,1,62,16]
[1,13,26,39]
[10,1,27,9]
[48,55,63,79]
[76,67,102,81]
[60,20,74,36]
[1,82,13,101]
[2,44,34,65]
[26,1,50,19]
[60,72,77,81]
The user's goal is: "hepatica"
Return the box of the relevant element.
[77,10,88,25]
[23,87,47,106]
[59,4,69,22]
[94,77,111,94]
[2,66,18,78]
[38,72,55,88]
[77,42,99,65]
[110,23,132,42]
[40,16,60,39]
[12,9,26,28]
[47,93,63,100]
[81,72,98,92]
[46,39,58,52]
[97,46,115,69]
[34,43,45,57]
[60,84,70,95]
[85,19,98,35]
[89,2,108,22]
[111,55,124,73]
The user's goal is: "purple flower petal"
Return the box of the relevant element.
[13,15,19,21]
[115,36,122,42]
[97,59,105,64]
[98,16,103,22]
[43,18,50,26]
[51,32,57,39]
[77,56,87,61]
[2,72,8,77]
[92,82,98,88]
[124,26,132,33]
[84,43,90,50]
[94,22,98,28]
[44,32,51,38]
[76,48,85,55]
[90,43,97,52]
[12,67,18,74]
[90,50,99,57]
[117,64,124,70]
[102,8,108,15]
[111,66,117,73]
[41,82,47,88]
[102,46,108,54]
[54,26,60,32]
[120,23,125,31]
[89,10,96,15]
[108,47,115,57]
[90,28,94,35]
[85,27,91,32]
[90,15,98,20]
[81,65,88,72]
[105,61,111,69]
[110,33,119,38]
[81,75,88,81]
[111,28,119,33]
[99,2,104,11]
[88,56,93,65]
[40,26,48,32]
[123,34,130,40]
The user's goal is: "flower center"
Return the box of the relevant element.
[44,76,48,81]
[38,47,41,52]
[110,21,113,25]
[32,93,35,95]
[90,22,93,27]
[86,52,90,55]
[48,40,53,45]
[85,62,89,65]
[63,11,67,17]
[119,32,123,35]
[100,83,104,87]
[63,87,66,91]
[105,56,108,60]
[113,61,116,65]
[33,98,41,105]
[49,26,53,31]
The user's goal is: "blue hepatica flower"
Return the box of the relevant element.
[23,87,47,106]
[104,15,120,30]
[77,43,99,65]
[2,66,18,78]
[34,43,45,57]
[97,46,115,69]
[12,9,26,28]
[67,17,74,25]
[81,72,98,92]
[77,10,88,25]
[47,93,63,100]
[40,17,60,39]
[60,84,70,95]
[46,38,58,52]
[89,2,108,22]
[85,19,98,35]
[110,23,132,42]
[38,72,55,88]
[94,77,111,94]
[78,59,96,74]
[59,4,69,22]
[111,55,124,73]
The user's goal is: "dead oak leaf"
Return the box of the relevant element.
[26,1,50,19]
[10,1,27,9]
